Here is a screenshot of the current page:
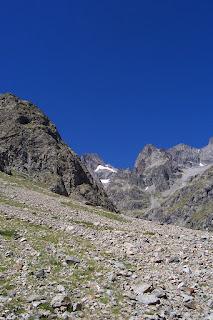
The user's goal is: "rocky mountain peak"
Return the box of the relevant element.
[168,143,200,167]
[81,153,105,171]
[135,144,169,174]
[208,137,213,145]
[200,137,213,164]
[81,153,118,185]
[0,93,116,211]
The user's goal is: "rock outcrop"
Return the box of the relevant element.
[145,165,213,230]
[0,93,116,211]
[200,137,213,164]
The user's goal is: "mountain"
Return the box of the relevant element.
[0,93,212,318]
[83,139,213,230]
[0,93,115,211]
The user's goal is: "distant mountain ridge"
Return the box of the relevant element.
[82,138,213,230]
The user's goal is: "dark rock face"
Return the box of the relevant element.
[0,93,115,211]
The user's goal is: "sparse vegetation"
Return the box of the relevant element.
[0,228,17,239]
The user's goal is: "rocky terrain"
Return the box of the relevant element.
[0,93,212,319]
[0,170,213,320]
[0,93,115,212]
[82,140,213,230]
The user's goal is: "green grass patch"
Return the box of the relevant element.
[62,200,126,223]
[143,231,155,236]
[39,302,54,312]
[99,295,110,304]
[0,170,59,198]
[0,265,7,272]
[0,229,17,239]
[0,196,28,209]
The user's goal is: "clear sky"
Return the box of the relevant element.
[0,1,212,168]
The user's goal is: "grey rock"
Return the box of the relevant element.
[168,256,180,263]
[137,293,160,305]
[152,288,167,299]
[65,256,80,265]
[133,283,153,295]
[208,300,213,309]
[0,295,9,303]
[72,302,82,311]
[50,294,72,308]
[35,269,46,279]
[27,294,45,303]
[56,285,66,293]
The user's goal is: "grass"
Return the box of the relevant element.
[0,265,7,272]
[0,229,17,239]
[143,231,155,236]
[0,170,59,198]
[192,202,213,221]
[62,200,127,223]
[99,295,110,304]
[71,219,114,231]
[39,302,54,312]
[0,196,29,209]
[0,187,129,319]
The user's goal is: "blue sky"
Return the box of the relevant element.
[0,1,212,168]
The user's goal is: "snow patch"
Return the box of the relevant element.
[101,179,110,184]
[199,162,205,167]
[95,165,117,173]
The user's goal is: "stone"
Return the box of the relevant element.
[168,256,180,263]
[65,256,80,265]
[133,283,153,295]
[208,300,213,309]
[56,285,66,293]
[35,269,46,279]
[27,295,44,303]
[182,294,193,303]
[72,302,82,312]
[137,293,160,305]
[50,294,72,309]
[152,288,167,299]
[184,301,196,309]
[182,266,192,274]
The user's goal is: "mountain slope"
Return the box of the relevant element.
[0,170,212,319]
[0,93,115,211]
[144,165,213,230]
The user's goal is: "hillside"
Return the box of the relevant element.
[0,170,212,319]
